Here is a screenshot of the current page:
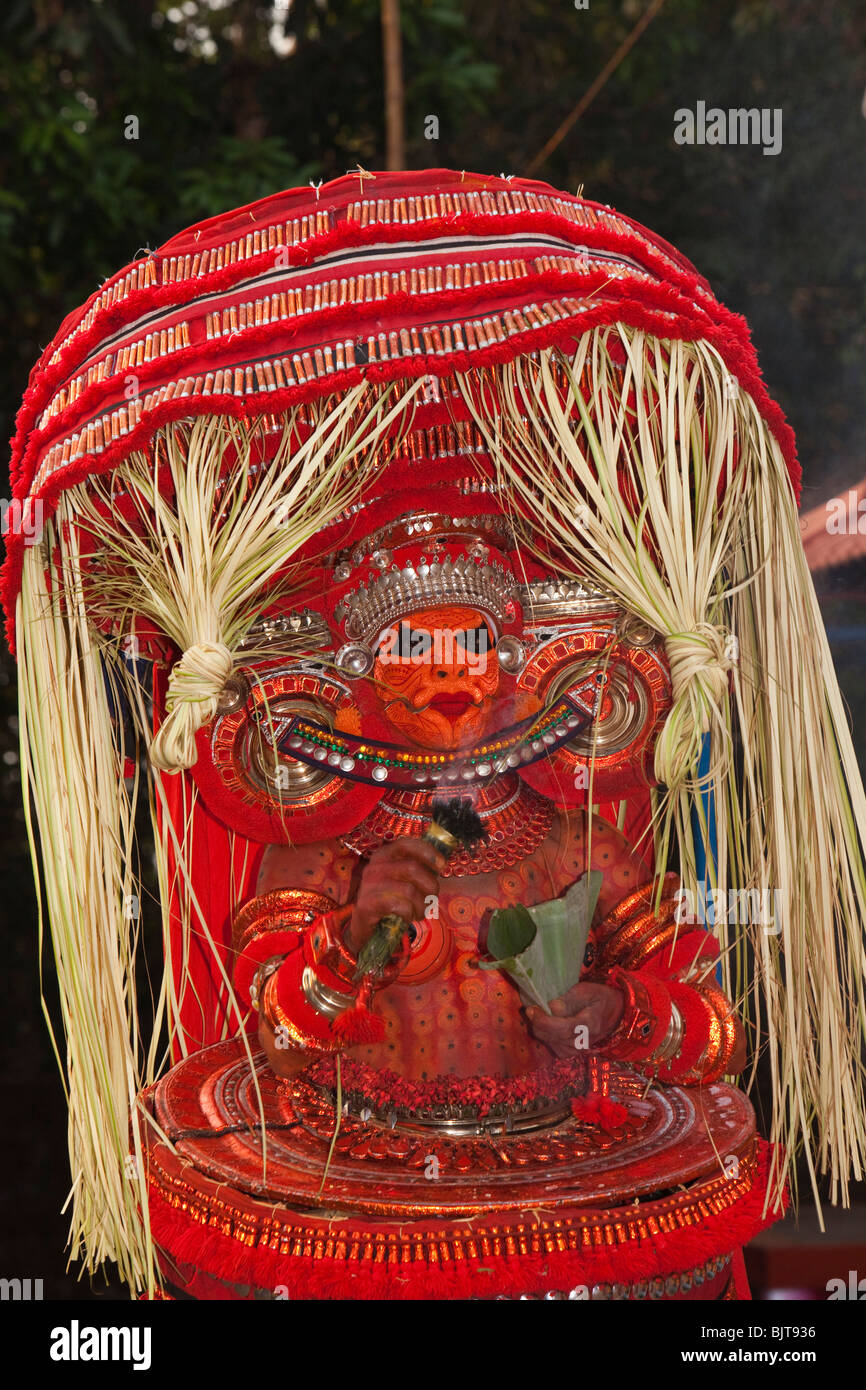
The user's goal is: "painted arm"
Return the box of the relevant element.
[233,837,443,1076]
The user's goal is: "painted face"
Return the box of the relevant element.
[373,604,500,751]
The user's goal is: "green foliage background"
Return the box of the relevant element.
[2,0,864,499]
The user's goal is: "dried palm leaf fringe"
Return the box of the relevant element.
[16,380,422,1293]
[457,325,866,1215]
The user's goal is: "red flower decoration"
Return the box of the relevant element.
[570,1094,630,1133]
[305,1055,587,1117]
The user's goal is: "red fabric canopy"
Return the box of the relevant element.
[1,167,799,654]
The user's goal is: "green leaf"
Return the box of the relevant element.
[478,954,550,1013]
[487,903,537,960]
[481,871,604,1010]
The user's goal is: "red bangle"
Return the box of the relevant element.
[663,930,719,979]
[235,929,303,1009]
[263,950,348,1053]
[595,874,681,968]
[232,888,342,1007]
[598,968,672,1063]
[263,903,400,1056]
[655,981,715,1082]
[690,980,741,1083]
[304,905,357,984]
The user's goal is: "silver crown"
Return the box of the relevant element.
[335,555,516,645]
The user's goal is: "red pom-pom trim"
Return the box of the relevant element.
[330,1006,386,1046]
[570,1094,631,1133]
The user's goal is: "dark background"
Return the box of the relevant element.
[1,0,865,1299]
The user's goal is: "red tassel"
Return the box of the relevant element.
[145,1137,785,1301]
[330,982,385,1045]
[330,1008,385,1044]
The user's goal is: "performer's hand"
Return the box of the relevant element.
[346,838,446,954]
[526,982,625,1057]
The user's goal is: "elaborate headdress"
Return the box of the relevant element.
[5,169,866,1291]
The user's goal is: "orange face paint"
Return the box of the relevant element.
[373,604,500,751]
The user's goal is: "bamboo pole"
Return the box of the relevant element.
[381,0,405,170]
[526,0,667,176]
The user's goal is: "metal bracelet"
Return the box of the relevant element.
[250,954,287,1011]
[301,965,357,1021]
[651,1001,684,1063]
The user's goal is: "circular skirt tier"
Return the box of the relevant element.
[142,1039,784,1300]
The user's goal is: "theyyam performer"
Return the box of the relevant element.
[5,169,866,1300]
